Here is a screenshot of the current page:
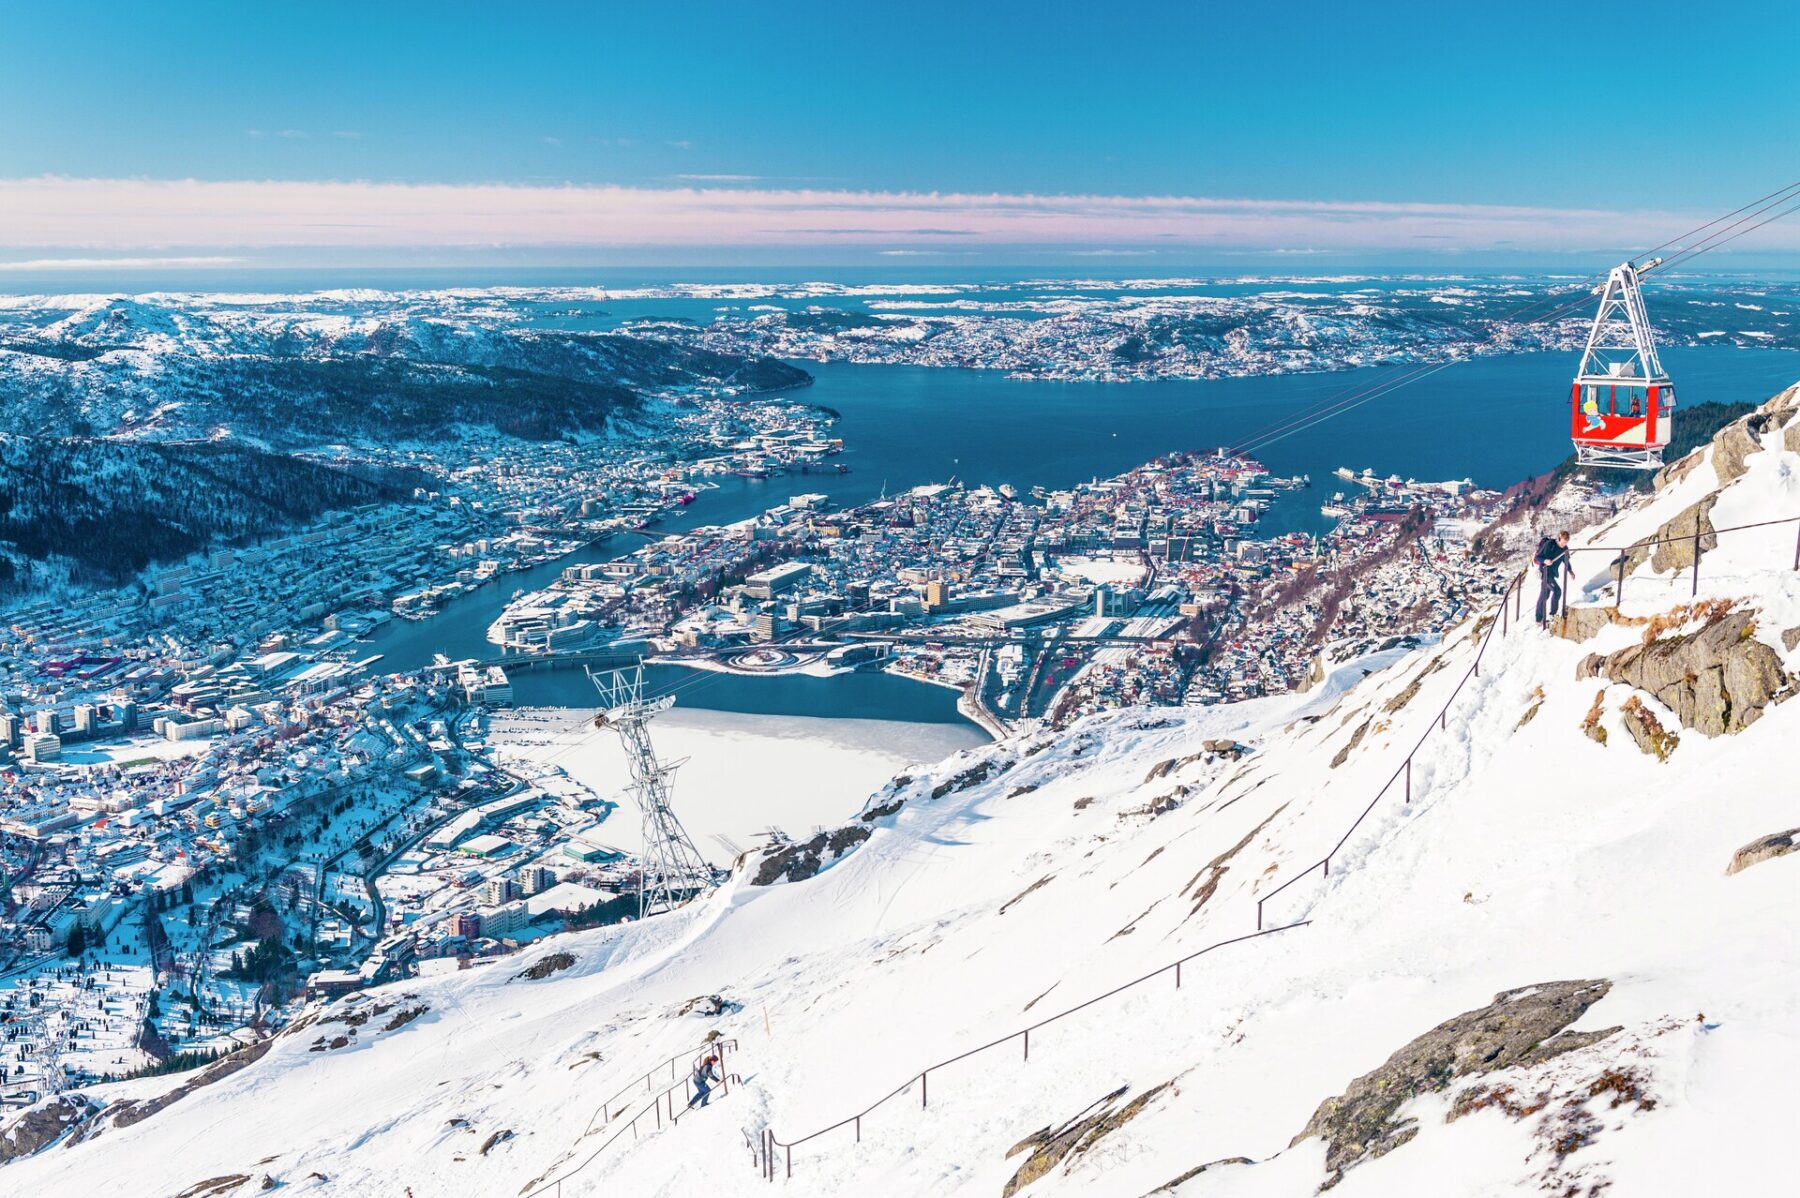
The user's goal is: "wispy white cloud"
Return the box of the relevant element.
[666,139,692,150]
[1,177,1790,256]
[673,173,761,182]
[0,255,247,271]
[331,130,362,140]
[541,136,563,147]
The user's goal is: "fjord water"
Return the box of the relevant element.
[362,343,1800,721]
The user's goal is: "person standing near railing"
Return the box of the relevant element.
[687,1053,721,1110]
[1534,531,1573,625]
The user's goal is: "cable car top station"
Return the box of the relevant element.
[1569,258,1674,470]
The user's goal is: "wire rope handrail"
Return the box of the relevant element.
[520,1039,738,1197]
[759,507,1800,1180]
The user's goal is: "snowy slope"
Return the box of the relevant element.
[5,391,1798,1197]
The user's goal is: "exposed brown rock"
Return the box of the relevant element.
[1711,419,1765,486]
[0,1095,95,1164]
[514,953,574,981]
[752,824,871,885]
[1726,828,1800,876]
[1580,690,1608,746]
[1648,493,1720,576]
[171,1176,250,1198]
[1003,1081,1171,1197]
[1184,805,1286,918]
[1575,609,1794,735]
[1293,979,1618,1189]
[1618,694,1679,761]
[1554,607,1615,643]
[1148,1157,1255,1193]
[109,1035,275,1131]
[1330,719,1371,768]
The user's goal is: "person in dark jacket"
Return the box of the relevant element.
[1534,531,1573,624]
[687,1054,721,1110]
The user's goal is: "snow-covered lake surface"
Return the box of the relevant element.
[492,707,987,863]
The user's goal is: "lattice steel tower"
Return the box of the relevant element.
[588,664,715,919]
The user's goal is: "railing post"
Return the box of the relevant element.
[1404,757,1411,804]
[855,1115,861,1143]
[1614,556,1624,610]
[1692,514,1702,596]
[1256,898,1264,931]
[1023,1028,1031,1059]
[1323,855,1330,877]
[921,1071,928,1108]
[1175,960,1182,989]
[1792,522,1799,571]
[786,1142,792,1180]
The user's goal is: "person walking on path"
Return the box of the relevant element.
[686,1053,721,1110]
[1534,531,1573,624]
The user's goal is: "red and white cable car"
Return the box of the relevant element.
[1569,258,1674,469]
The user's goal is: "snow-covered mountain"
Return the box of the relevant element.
[4,388,1797,1196]
[0,292,808,445]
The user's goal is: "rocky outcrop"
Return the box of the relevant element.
[1576,609,1794,735]
[106,1035,277,1132]
[1147,741,1249,782]
[1646,493,1719,576]
[513,952,574,981]
[1150,1157,1255,1193]
[0,1094,96,1163]
[1293,979,1618,1188]
[1619,695,1679,761]
[1711,419,1764,487]
[1725,828,1800,876]
[1580,691,1608,746]
[1553,606,1615,643]
[1002,1081,1171,1197]
[751,825,871,885]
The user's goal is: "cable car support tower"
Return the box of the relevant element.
[1570,258,1674,470]
[588,664,716,919]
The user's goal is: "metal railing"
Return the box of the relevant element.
[1257,509,1800,931]
[521,1039,738,1197]
[756,922,1308,1179]
[1569,513,1800,606]
[758,506,1800,1181]
[1255,566,1526,930]
[580,1037,738,1137]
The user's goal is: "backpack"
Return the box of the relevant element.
[1534,536,1557,567]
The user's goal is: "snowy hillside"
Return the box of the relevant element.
[4,388,1798,1196]
[0,291,808,444]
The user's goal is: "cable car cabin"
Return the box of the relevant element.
[1567,259,1675,470]
[1570,373,1672,469]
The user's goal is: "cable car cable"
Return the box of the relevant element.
[1223,183,1800,456]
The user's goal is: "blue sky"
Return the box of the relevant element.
[3,1,1798,268]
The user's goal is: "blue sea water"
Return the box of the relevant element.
[361,342,1800,721]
